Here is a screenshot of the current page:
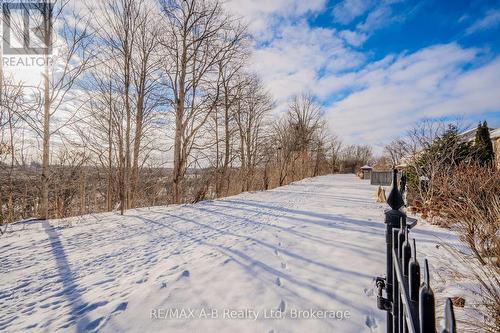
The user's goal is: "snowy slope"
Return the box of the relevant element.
[0,174,461,333]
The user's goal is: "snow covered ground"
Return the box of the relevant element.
[0,174,464,333]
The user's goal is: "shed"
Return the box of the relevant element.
[360,165,372,180]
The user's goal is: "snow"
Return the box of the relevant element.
[0,174,466,333]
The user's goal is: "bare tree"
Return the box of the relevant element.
[392,119,468,208]
[338,144,373,172]
[234,75,273,191]
[89,0,162,213]
[203,24,248,197]
[384,138,407,166]
[7,1,94,219]
[159,0,243,203]
[0,74,25,229]
[271,94,327,185]
[287,93,324,179]
[130,6,162,207]
[327,135,343,173]
[77,68,118,211]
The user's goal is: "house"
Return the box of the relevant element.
[394,125,500,177]
[459,127,500,168]
[489,128,500,167]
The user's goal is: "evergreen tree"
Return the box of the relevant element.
[474,121,494,166]
[419,125,471,167]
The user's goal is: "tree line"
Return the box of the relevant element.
[0,0,373,225]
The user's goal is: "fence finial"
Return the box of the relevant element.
[398,220,406,259]
[442,298,456,333]
[387,168,404,210]
[419,259,436,333]
[409,239,420,301]
[403,229,412,276]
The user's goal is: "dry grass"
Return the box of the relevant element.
[443,244,500,333]
[433,164,500,266]
[421,164,500,332]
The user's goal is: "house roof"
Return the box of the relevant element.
[490,128,500,139]
[459,127,498,142]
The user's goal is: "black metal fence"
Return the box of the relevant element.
[376,169,457,333]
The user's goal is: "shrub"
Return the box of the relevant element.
[432,164,500,266]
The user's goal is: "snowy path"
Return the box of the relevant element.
[0,174,459,333]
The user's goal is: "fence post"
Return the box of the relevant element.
[384,168,405,333]
[377,169,456,333]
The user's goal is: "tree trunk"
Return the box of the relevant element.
[239,133,246,192]
[173,96,184,204]
[107,104,113,211]
[40,51,50,220]
[172,42,187,204]
[131,99,144,207]
[214,112,221,197]
[124,57,131,211]
[222,95,230,195]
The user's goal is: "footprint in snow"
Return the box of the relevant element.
[365,314,378,332]
[178,270,190,279]
[277,300,286,312]
[135,277,148,284]
[275,277,282,287]
[364,287,374,297]
[85,317,104,332]
[281,262,287,269]
[113,302,128,314]
[76,300,109,316]
[84,302,128,332]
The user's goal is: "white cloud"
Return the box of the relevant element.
[249,22,365,105]
[322,44,500,147]
[355,0,407,33]
[332,0,373,25]
[224,0,325,38]
[229,1,500,152]
[356,4,393,31]
[339,30,368,47]
[466,9,500,34]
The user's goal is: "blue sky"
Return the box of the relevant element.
[226,0,500,150]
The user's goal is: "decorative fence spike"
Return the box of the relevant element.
[402,229,412,276]
[419,259,436,333]
[442,298,456,333]
[387,168,404,210]
[376,169,456,333]
[398,220,406,259]
[409,239,420,302]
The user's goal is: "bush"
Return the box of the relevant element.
[429,164,499,333]
[432,164,500,266]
